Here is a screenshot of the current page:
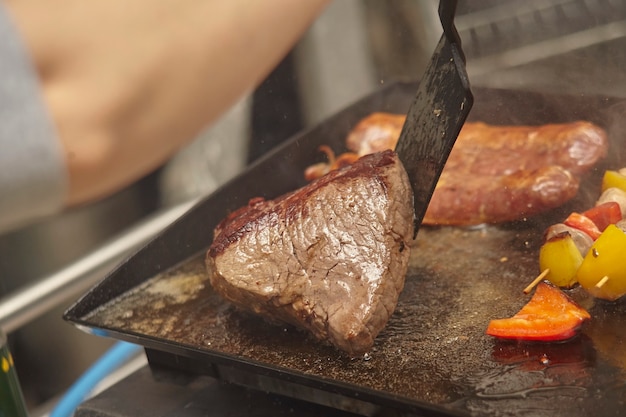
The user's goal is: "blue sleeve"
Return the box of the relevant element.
[0,4,68,234]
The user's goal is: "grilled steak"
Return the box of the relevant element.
[314,113,608,225]
[206,150,414,355]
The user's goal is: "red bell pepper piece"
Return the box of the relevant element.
[486,282,591,342]
[582,201,622,232]
[564,212,602,240]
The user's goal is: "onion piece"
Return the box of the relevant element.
[544,223,593,256]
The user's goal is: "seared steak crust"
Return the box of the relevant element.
[206,150,414,355]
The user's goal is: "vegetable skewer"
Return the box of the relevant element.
[528,168,626,300]
[488,169,624,343]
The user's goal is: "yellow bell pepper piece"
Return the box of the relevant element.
[577,224,626,301]
[602,170,626,193]
[539,233,583,288]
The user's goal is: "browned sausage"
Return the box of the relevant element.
[321,112,608,225]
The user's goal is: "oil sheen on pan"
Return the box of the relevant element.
[84,218,626,417]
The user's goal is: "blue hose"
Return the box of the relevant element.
[50,341,141,417]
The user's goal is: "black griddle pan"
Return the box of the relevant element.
[64,82,626,417]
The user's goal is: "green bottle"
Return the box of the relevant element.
[1,330,28,417]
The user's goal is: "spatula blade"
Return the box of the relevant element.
[395,33,473,237]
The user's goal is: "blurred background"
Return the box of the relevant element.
[1,0,626,414]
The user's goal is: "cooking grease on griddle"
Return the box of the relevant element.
[85,257,211,338]
[65,84,626,417]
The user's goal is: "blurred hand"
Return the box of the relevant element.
[5,0,330,205]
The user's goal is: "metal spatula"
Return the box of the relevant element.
[395,0,473,237]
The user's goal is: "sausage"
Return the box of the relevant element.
[345,113,405,156]
[324,113,609,226]
[425,165,580,225]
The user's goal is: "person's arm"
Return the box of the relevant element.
[4,0,330,206]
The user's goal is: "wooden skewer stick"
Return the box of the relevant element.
[595,276,610,289]
[524,269,550,294]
